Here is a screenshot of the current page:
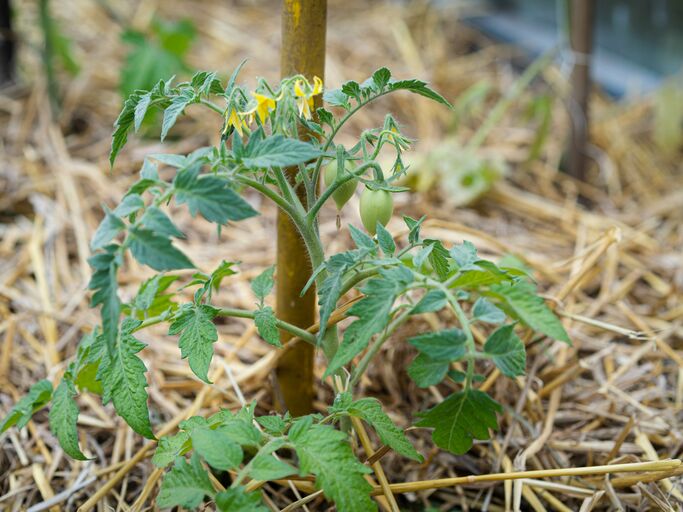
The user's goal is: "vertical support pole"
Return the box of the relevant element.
[567,0,595,181]
[276,0,326,416]
[0,0,14,85]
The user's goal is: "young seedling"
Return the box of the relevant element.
[1,66,570,511]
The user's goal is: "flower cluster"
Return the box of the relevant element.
[223,75,323,137]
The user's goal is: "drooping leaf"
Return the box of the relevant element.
[472,296,504,323]
[173,164,258,224]
[254,307,282,348]
[49,377,88,460]
[110,94,139,166]
[483,324,526,377]
[97,318,154,439]
[216,486,268,512]
[241,135,322,169]
[0,380,52,432]
[161,91,194,141]
[190,426,243,471]
[168,304,220,383]
[408,329,467,361]
[489,280,570,343]
[415,389,502,454]
[345,397,422,461]
[157,454,214,509]
[407,354,449,388]
[388,78,452,108]
[291,424,375,512]
[127,227,194,271]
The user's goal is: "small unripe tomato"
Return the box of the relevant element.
[323,161,358,210]
[359,187,393,235]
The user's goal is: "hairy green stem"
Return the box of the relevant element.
[134,307,317,345]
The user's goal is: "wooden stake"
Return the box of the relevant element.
[275,0,327,416]
[567,0,596,181]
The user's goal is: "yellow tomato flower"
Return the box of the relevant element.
[224,108,248,137]
[250,92,276,124]
[293,76,324,119]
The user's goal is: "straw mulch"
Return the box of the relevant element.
[1,1,682,510]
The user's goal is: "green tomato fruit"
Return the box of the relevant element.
[323,161,358,210]
[359,187,393,235]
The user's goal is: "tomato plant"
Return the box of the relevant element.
[1,66,570,511]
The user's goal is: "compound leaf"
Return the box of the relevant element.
[169,304,219,383]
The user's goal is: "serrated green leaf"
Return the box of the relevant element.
[371,67,392,91]
[169,304,219,383]
[157,454,214,509]
[0,380,52,432]
[251,266,275,303]
[325,267,413,377]
[255,415,287,436]
[450,241,480,271]
[216,486,268,512]
[152,431,190,467]
[110,94,138,167]
[249,452,296,481]
[212,414,262,447]
[73,331,103,395]
[173,164,258,224]
[88,245,121,346]
[113,193,145,217]
[388,78,452,108]
[375,223,395,256]
[425,240,451,281]
[91,210,125,250]
[349,224,376,252]
[140,206,185,239]
[490,280,570,343]
[408,329,467,361]
[407,354,449,388]
[161,92,194,141]
[133,91,152,132]
[346,398,422,461]
[128,227,194,271]
[241,135,322,169]
[415,389,502,454]
[323,88,350,108]
[404,215,425,244]
[292,424,375,512]
[96,318,154,439]
[191,426,243,471]
[254,307,282,348]
[410,289,447,315]
[483,324,526,377]
[49,377,88,460]
[472,297,505,324]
